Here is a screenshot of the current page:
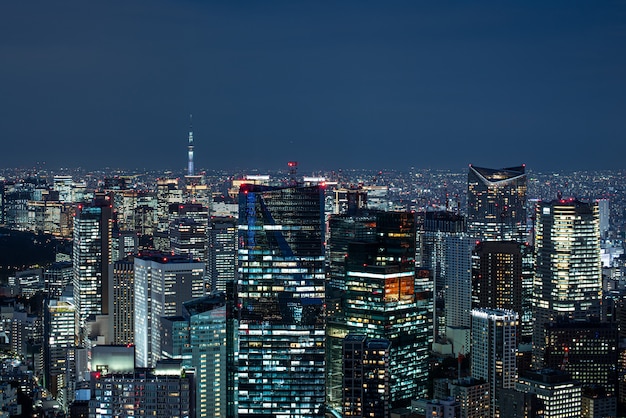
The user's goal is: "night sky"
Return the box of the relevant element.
[1,1,625,172]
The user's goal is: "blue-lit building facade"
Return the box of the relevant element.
[237,184,326,417]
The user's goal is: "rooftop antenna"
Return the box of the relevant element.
[187,114,194,177]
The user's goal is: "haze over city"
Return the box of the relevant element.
[2,1,625,172]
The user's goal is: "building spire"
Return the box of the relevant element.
[187,114,194,176]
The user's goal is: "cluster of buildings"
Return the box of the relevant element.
[0,158,622,418]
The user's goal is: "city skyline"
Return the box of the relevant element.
[2,1,625,172]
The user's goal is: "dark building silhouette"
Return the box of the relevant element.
[544,320,618,397]
[342,334,391,418]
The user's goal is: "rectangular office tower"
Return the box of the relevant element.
[208,216,238,293]
[133,252,205,368]
[467,165,527,241]
[533,199,602,367]
[237,184,326,417]
[471,308,518,418]
[73,194,113,328]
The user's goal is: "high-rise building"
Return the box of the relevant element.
[342,335,391,418]
[170,217,207,263]
[533,199,602,366]
[108,256,135,345]
[471,308,518,417]
[598,198,610,239]
[43,297,76,406]
[44,261,73,299]
[326,211,377,319]
[72,195,113,331]
[467,165,527,241]
[155,178,183,251]
[327,210,432,410]
[133,252,205,368]
[162,294,228,418]
[237,184,326,417]
[416,210,466,339]
[111,229,138,262]
[207,216,238,293]
[445,235,474,330]
[472,241,533,340]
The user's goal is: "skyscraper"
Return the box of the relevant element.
[162,294,228,418]
[416,210,466,339]
[472,241,533,339]
[43,297,76,406]
[471,308,518,417]
[327,210,432,409]
[207,216,238,293]
[533,199,602,366]
[72,195,113,332]
[170,217,207,262]
[133,251,205,368]
[445,235,474,330]
[342,334,391,418]
[467,165,527,241]
[237,184,326,417]
[108,256,134,345]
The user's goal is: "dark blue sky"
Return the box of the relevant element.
[1,1,625,172]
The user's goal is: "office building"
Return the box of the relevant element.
[472,241,533,340]
[598,198,610,239]
[44,261,73,299]
[327,210,432,410]
[416,210,466,339]
[237,184,326,417]
[533,199,602,367]
[72,195,113,333]
[162,295,228,418]
[170,217,207,263]
[207,216,238,293]
[43,298,76,405]
[467,165,527,241]
[342,335,391,418]
[581,386,617,418]
[111,229,138,262]
[445,235,474,330]
[516,369,582,417]
[544,320,618,396]
[88,360,194,418]
[108,257,135,345]
[471,308,518,417]
[134,252,205,368]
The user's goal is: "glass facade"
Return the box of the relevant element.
[72,197,112,329]
[471,308,518,418]
[327,210,432,410]
[237,184,326,417]
[467,165,527,241]
[133,252,205,368]
[208,216,238,293]
[533,199,602,367]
